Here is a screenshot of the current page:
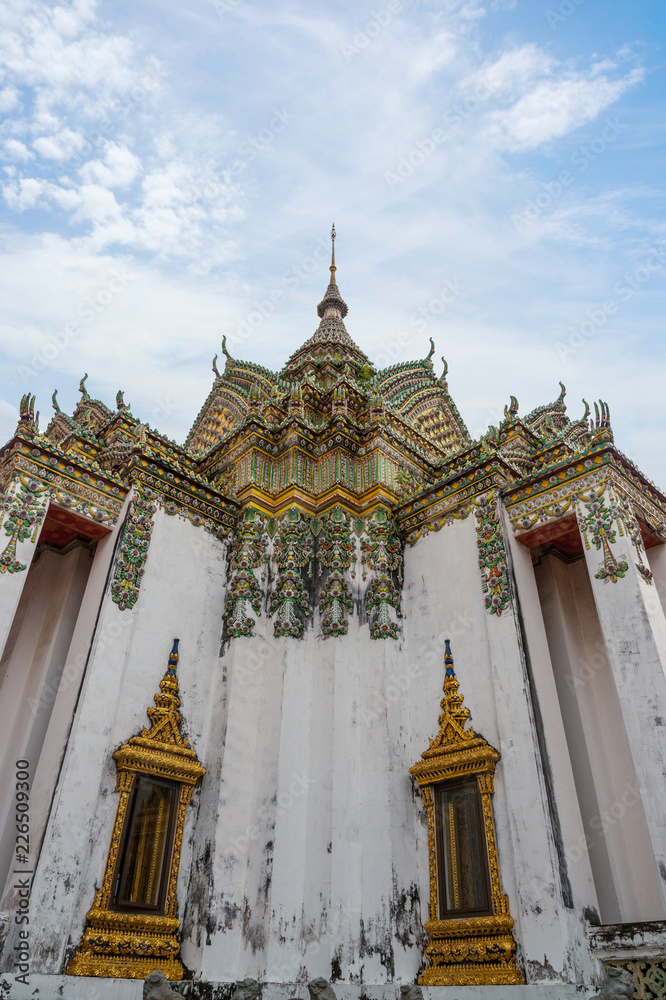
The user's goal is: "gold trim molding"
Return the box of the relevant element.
[66,639,205,980]
[409,640,522,987]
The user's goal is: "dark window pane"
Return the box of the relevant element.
[435,780,491,917]
[114,777,176,911]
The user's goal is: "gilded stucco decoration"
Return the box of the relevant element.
[577,488,630,584]
[67,639,205,981]
[0,474,49,573]
[224,507,268,638]
[473,492,511,617]
[318,504,355,637]
[111,486,158,610]
[361,509,403,639]
[270,506,314,638]
[409,641,522,987]
[613,490,654,584]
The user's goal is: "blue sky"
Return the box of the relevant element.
[1,0,665,487]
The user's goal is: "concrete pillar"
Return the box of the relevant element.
[577,487,666,915]
[534,553,663,922]
[0,544,93,895]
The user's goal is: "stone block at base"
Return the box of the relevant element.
[0,975,591,1000]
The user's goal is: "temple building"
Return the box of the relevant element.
[0,231,665,999]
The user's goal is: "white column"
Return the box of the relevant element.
[507,530,600,935]
[534,553,663,922]
[577,486,666,916]
[0,544,93,896]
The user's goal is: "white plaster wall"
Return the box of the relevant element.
[189,560,427,986]
[19,502,230,976]
[177,508,595,988]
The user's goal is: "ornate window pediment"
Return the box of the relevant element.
[409,640,522,987]
[67,639,205,981]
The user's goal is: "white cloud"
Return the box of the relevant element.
[486,67,644,151]
[3,138,33,161]
[3,175,45,208]
[33,128,87,161]
[0,86,19,112]
[79,141,141,188]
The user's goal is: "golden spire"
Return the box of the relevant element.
[438,638,473,736]
[330,222,337,284]
[140,638,189,748]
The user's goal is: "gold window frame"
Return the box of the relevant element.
[67,639,205,981]
[409,640,522,987]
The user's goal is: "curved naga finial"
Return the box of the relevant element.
[504,394,519,420]
[439,356,449,384]
[79,373,90,399]
[52,389,61,413]
[116,390,129,411]
[558,381,566,402]
[582,398,590,420]
[221,335,234,362]
[212,354,220,378]
[425,337,436,364]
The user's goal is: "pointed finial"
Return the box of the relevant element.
[167,638,179,674]
[52,389,61,413]
[221,335,234,362]
[330,222,337,284]
[212,354,220,378]
[439,640,473,735]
